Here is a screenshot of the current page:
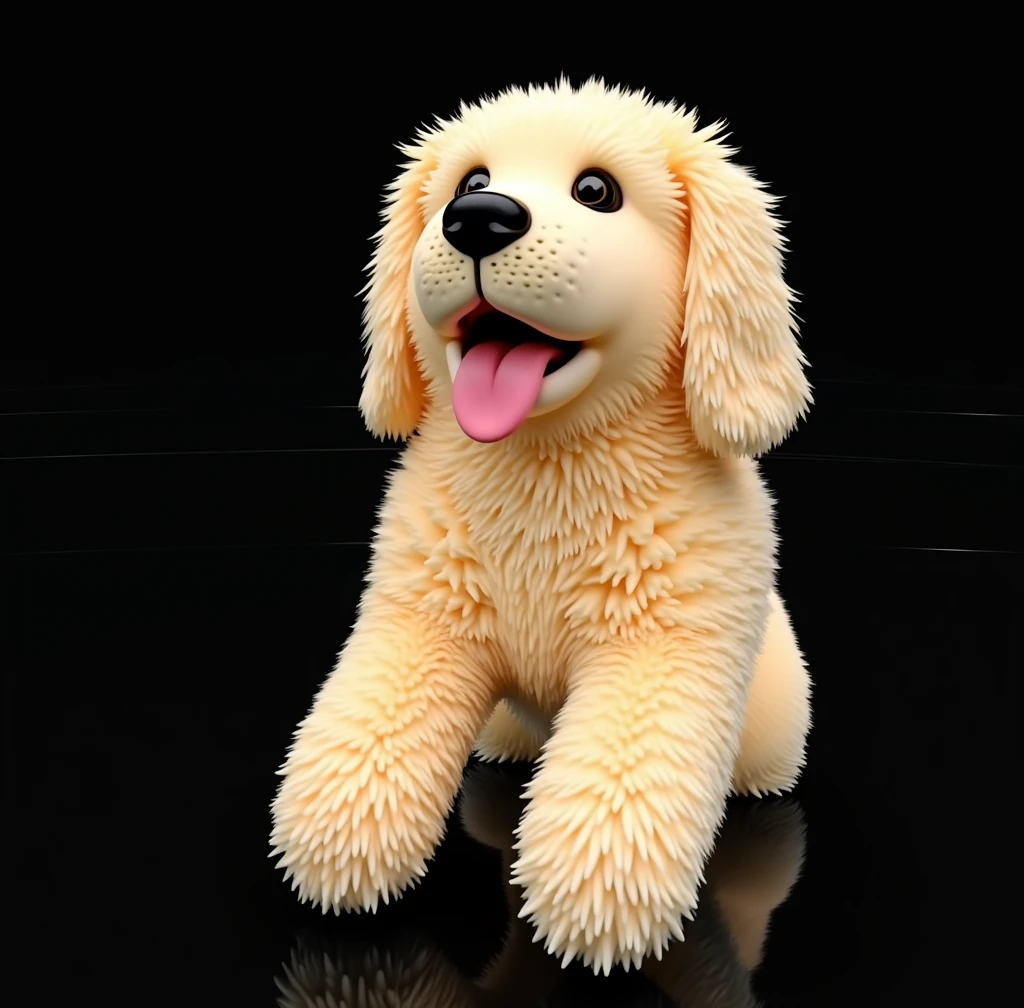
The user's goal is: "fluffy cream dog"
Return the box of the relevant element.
[271,78,813,975]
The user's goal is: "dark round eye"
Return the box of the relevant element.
[572,168,622,212]
[455,167,490,196]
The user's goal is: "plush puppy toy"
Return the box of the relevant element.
[271,78,813,976]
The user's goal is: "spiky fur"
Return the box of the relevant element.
[271,78,813,975]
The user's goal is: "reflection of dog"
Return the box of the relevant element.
[272,78,812,974]
[274,764,806,1007]
[275,936,475,1008]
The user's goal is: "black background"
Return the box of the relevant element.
[5,33,1023,1007]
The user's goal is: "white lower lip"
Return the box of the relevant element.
[446,340,602,416]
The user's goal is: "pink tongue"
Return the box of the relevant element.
[452,341,560,442]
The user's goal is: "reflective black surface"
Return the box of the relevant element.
[5,55,1023,1007]
[276,778,808,1007]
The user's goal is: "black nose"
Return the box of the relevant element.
[442,191,531,260]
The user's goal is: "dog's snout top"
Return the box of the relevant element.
[442,191,531,260]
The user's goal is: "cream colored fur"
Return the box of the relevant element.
[271,78,813,976]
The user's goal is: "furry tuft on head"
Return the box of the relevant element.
[359,78,811,454]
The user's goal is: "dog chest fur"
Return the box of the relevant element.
[368,396,778,713]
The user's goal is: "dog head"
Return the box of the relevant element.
[360,79,811,457]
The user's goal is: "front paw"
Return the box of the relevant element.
[270,601,493,914]
[270,736,441,913]
[510,790,700,975]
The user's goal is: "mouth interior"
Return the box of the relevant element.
[459,302,581,377]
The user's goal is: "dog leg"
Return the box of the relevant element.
[474,700,546,762]
[271,598,498,912]
[510,629,752,975]
[731,593,811,796]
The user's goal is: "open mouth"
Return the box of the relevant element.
[457,301,582,377]
[445,301,601,443]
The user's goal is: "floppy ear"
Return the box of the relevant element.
[671,120,811,457]
[358,138,438,439]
